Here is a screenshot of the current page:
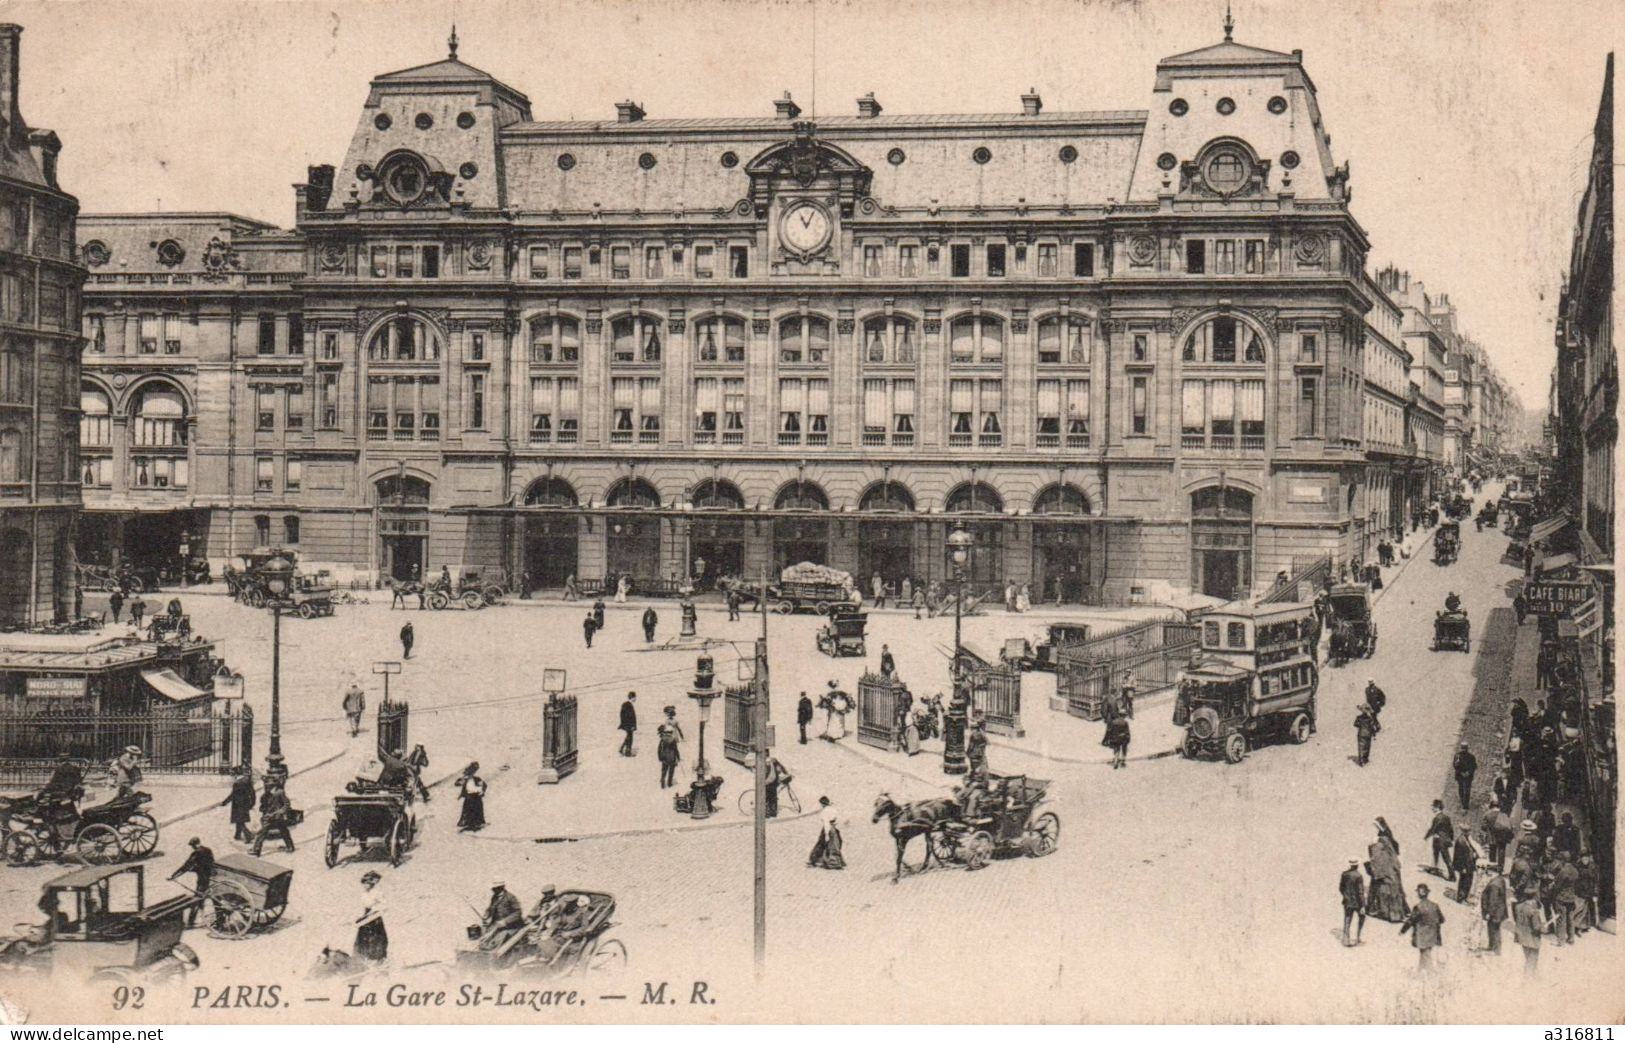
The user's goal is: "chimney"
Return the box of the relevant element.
[0,25,21,145]
[774,91,802,120]
[1021,88,1043,116]
[615,100,646,124]
[856,92,883,119]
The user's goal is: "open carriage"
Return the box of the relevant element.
[324,766,417,868]
[1433,522,1460,565]
[1,788,159,867]
[815,611,867,657]
[1432,611,1471,653]
[930,773,1060,870]
[202,854,293,939]
[454,890,627,977]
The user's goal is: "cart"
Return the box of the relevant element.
[1000,623,1090,672]
[324,788,416,868]
[927,773,1060,871]
[1432,611,1471,653]
[815,611,867,657]
[1433,522,1460,565]
[203,854,293,939]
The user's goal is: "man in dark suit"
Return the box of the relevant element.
[1425,801,1456,880]
[1452,742,1478,810]
[169,837,215,926]
[1400,883,1446,973]
[1340,858,1366,946]
[796,692,814,745]
[1480,870,1510,953]
[221,766,256,842]
[1450,830,1479,903]
[618,692,638,756]
[252,780,296,855]
[1491,770,1517,816]
[642,607,658,643]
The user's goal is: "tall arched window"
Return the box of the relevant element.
[694,317,746,364]
[863,316,916,365]
[1036,316,1092,365]
[949,315,1004,364]
[778,316,830,365]
[611,316,662,364]
[366,315,443,362]
[1182,316,1266,364]
[523,477,578,507]
[131,384,187,446]
[80,386,111,447]
[529,316,580,364]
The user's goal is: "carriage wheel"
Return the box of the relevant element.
[429,591,450,611]
[814,601,833,617]
[116,813,159,858]
[1223,733,1247,764]
[257,901,287,927]
[296,601,314,619]
[737,789,756,816]
[324,820,342,868]
[774,600,795,615]
[76,823,121,865]
[206,883,256,938]
[388,818,406,866]
[125,577,146,594]
[965,830,994,870]
[1025,812,1060,857]
[462,590,485,610]
[483,586,502,606]
[1181,734,1203,760]
[3,831,41,867]
[587,938,627,974]
[1288,714,1312,745]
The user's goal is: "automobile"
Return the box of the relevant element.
[1433,611,1471,653]
[1325,583,1377,665]
[815,611,867,657]
[1175,601,1319,763]
[0,863,200,983]
[1000,623,1091,672]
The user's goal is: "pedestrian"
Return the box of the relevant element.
[1552,811,1582,861]
[911,585,925,618]
[879,644,896,677]
[73,585,83,620]
[582,612,597,648]
[796,691,813,744]
[641,606,658,643]
[821,680,852,740]
[456,762,486,831]
[1399,883,1445,973]
[967,715,990,777]
[618,692,638,756]
[1364,679,1387,721]
[1492,769,1516,816]
[1513,819,1544,865]
[1452,742,1478,810]
[1576,854,1598,932]
[1513,591,1528,625]
[615,574,630,603]
[1486,806,1515,871]
[808,796,844,870]
[221,766,255,842]
[761,754,786,818]
[251,779,296,855]
[399,620,414,659]
[1353,704,1379,766]
[1004,580,1016,612]
[169,837,214,926]
[657,707,684,789]
[406,744,431,801]
[1340,858,1366,946]
[900,576,912,604]
[1366,818,1410,922]
[1425,801,1455,879]
[1102,714,1130,769]
[726,587,741,621]
[563,573,578,601]
[872,574,885,608]
[901,705,921,755]
[113,745,144,795]
[1513,890,1547,975]
[342,681,366,738]
[1119,668,1137,720]
[1552,853,1580,945]
[593,598,606,630]
[354,871,388,963]
[1480,869,1510,953]
[129,595,146,629]
[1451,830,1479,903]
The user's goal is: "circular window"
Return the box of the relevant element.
[356,163,374,182]
[82,240,110,267]
[1157,152,1178,171]
[456,111,475,129]
[379,153,430,205]
[1268,96,1288,115]
[1058,145,1078,164]
[720,151,738,168]
[1169,98,1189,117]
[374,113,392,131]
[414,112,434,130]
[887,147,906,166]
[638,152,657,170]
[972,146,992,165]
[155,239,185,267]
[459,162,479,180]
[1216,97,1236,115]
[557,153,576,171]
[1280,150,1301,169]
[1203,149,1249,193]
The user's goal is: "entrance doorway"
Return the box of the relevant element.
[381,530,426,582]
[1034,524,1091,603]
[1190,486,1253,600]
[523,517,578,589]
[858,522,913,591]
[689,520,743,589]
[0,527,29,626]
[773,518,828,572]
[607,518,661,584]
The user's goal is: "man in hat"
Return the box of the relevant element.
[592,598,606,630]
[642,606,658,644]
[39,752,84,803]
[796,691,814,744]
[1452,742,1478,811]
[1425,801,1456,880]
[1513,888,1547,976]
[583,611,597,648]
[129,595,147,630]
[252,779,296,856]
[534,895,593,963]
[618,692,638,757]
[1480,867,1510,954]
[1450,828,1480,903]
[1485,805,1516,872]
[1576,854,1599,933]
[1491,768,1517,817]
[527,884,560,924]
[1552,811,1582,862]
[1353,704,1379,766]
[478,882,524,950]
[169,837,215,926]
[342,681,366,738]
[113,746,144,796]
[108,587,124,623]
[1551,852,1580,945]
[399,620,414,659]
[1339,858,1367,945]
[221,766,256,842]
[1399,883,1445,973]
[879,644,896,678]
[1364,680,1387,722]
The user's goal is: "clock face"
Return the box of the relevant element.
[780,202,832,255]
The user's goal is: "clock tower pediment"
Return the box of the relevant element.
[745,122,873,269]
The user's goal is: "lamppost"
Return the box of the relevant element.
[259,554,294,783]
[686,654,718,818]
[943,525,975,775]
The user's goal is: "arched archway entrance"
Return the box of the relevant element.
[857,481,915,592]
[1032,484,1093,603]
[943,483,1004,591]
[689,479,745,588]
[604,478,662,584]
[522,478,578,590]
[773,481,830,571]
[1191,486,1254,600]
[375,474,432,582]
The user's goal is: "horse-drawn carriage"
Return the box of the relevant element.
[999,623,1091,672]
[1477,500,1500,529]
[454,890,627,977]
[1326,583,1378,665]
[815,611,867,657]
[1443,495,1472,522]
[1,788,159,867]
[324,766,417,868]
[225,548,335,617]
[201,854,293,939]
[731,563,862,616]
[873,773,1060,882]
[1432,611,1471,653]
[0,864,200,983]
[1433,521,1460,565]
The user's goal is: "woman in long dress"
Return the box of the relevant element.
[657,708,684,789]
[456,762,486,832]
[902,712,922,755]
[353,871,388,963]
[1016,583,1032,613]
[808,797,844,869]
[1365,817,1410,922]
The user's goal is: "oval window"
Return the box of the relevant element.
[1267,96,1288,115]
[1169,98,1189,117]
[1280,150,1301,169]
[415,112,434,130]
[459,162,479,179]
[456,111,476,129]
[720,151,738,168]
[1216,97,1236,116]
[887,147,906,166]
[374,113,392,131]
[1157,152,1177,171]
[639,152,657,170]
[557,153,576,171]
[1058,145,1078,164]
[972,146,992,165]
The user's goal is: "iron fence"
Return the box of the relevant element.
[0,705,252,784]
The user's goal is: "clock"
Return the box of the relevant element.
[780,201,832,256]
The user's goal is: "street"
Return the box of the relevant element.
[1,498,1616,1023]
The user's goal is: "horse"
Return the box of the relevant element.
[872,793,961,883]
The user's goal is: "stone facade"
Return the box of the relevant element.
[0,24,84,626]
[80,28,1380,602]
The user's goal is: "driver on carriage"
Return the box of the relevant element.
[37,753,85,805]
[1443,591,1463,615]
[473,881,525,951]
[376,747,429,801]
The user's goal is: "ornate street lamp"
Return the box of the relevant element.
[259,554,295,783]
[943,525,975,775]
[686,654,720,818]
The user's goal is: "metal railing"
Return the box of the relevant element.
[0,706,253,783]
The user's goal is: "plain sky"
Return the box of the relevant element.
[8,0,1616,412]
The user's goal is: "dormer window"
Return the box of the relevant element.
[379,152,430,206]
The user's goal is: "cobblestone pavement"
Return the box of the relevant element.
[1,486,1616,1022]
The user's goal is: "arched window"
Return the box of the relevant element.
[949,315,1004,364]
[1036,316,1092,365]
[1182,316,1266,364]
[606,477,661,508]
[775,481,829,512]
[944,482,1004,514]
[529,316,580,364]
[611,316,662,364]
[778,316,830,365]
[0,428,24,482]
[366,315,443,363]
[694,317,746,364]
[1191,486,1254,519]
[375,474,432,506]
[523,477,578,507]
[80,386,111,447]
[691,479,745,510]
[863,316,916,365]
[131,384,187,446]
[859,481,914,513]
[1033,484,1091,516]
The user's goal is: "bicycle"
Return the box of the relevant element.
[738,777,801,816]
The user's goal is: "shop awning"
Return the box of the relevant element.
[1538,552,1577,574]
[140,667,209,702]
[1529,516,1571,544]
